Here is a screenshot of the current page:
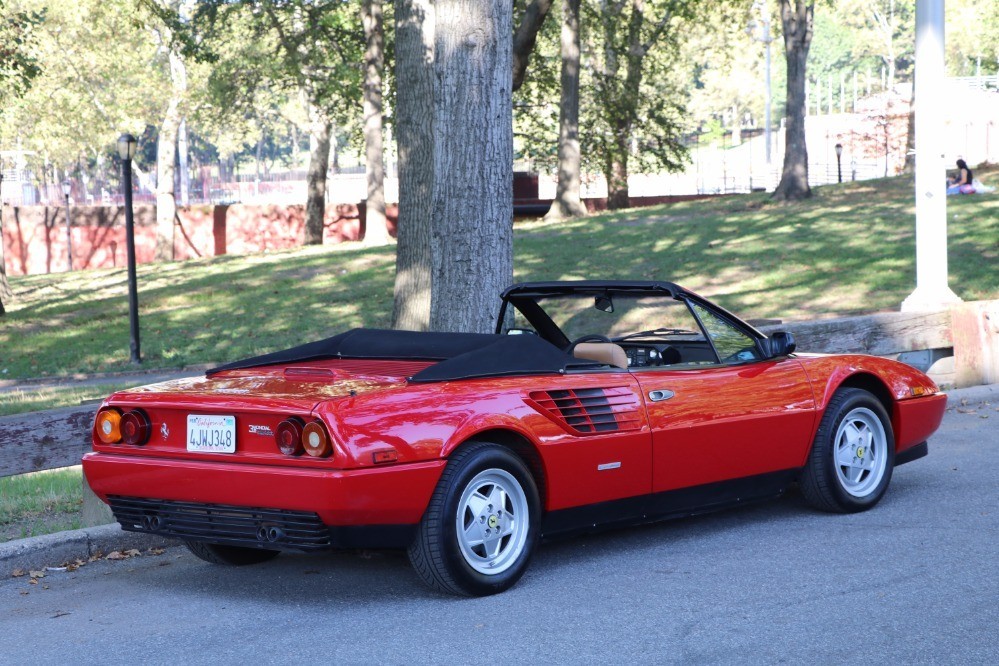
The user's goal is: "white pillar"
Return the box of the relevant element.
[903,0,961,311]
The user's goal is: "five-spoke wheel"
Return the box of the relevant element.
[800,387,895,512]
[408,442,540,596]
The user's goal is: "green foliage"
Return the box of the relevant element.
[0,0,44,102]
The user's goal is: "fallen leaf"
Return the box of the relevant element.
[29,570,45,579]
[11,569,26,578]
[105,551,127,560]
[148,548,166,556]
[125,549,141,557]
[28,579,38,585]
[956,408,976,414]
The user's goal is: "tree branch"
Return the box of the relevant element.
[512,0,554,92]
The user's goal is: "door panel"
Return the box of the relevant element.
[635,359,816,494]
[523,373,653,511]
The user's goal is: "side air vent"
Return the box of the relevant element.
[529,387,642,435]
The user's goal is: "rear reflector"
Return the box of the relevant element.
[372,450,398,465]
[95,409,123,444]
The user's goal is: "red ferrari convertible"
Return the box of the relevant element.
[83,281,946,595]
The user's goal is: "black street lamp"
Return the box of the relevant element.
[835,143,844,183]
[62,180,74,271]
[118,133,141,364]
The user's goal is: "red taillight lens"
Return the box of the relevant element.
[275,417,305,456]
[95,408,123,444]
[120,409,151,446]
[302,420,332,458]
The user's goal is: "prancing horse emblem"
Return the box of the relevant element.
[160,423,170,441]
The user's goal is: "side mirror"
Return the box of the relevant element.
[506,328,537,336]
[766,330,796,358]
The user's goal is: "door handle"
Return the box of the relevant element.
[648,389,675,402]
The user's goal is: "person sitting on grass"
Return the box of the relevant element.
[947,159,974,195]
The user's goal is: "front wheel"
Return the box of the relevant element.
[408,442,540,596]
[800,388,895,513]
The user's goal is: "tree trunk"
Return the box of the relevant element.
[392,0,436,330]
[772,0,814,202]
[154,47,187,261]
[512,0,554,92]
[304,107,331,245]
[428,0,513,334]
[544,0,587,221]
[362,0,389,246]
[607,148,630,210]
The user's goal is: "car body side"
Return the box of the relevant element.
[83,351,946,547]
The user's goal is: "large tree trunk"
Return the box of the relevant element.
[607,144,630,210]
[304,108,331,245]
[154,47,187,261]
[392,0,436,330]
[772,0,814,202]
[428,0,513,334]
[361,0,389,246]
[544,0,586,221]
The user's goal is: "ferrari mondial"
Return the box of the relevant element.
[83,281,946,596]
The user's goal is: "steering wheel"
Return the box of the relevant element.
[567,334,612,353]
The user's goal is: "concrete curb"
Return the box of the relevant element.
[944,383,998,407]
[1,523,177,578]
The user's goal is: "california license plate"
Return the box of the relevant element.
[187,415,236,453]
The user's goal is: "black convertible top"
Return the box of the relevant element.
[207,328,601,382]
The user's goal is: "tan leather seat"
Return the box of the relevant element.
[573,342,628,369]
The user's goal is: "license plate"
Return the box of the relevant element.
[187,415,236,454]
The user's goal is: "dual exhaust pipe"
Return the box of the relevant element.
[138,514,285,543]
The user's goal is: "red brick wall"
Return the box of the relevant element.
[0,203,399,276]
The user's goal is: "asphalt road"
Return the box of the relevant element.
[3,402,997,665]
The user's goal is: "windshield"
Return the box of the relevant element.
[506,293,706,342]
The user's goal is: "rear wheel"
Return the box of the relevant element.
[800,388,895,513]
[408,442,540,596]
[184,541,281,566]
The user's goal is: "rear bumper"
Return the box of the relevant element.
[83,452,444,530]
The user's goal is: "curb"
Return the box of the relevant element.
[1,523,177,578]
[944,383,998,407]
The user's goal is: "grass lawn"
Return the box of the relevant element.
[0,382,145,418]
[1,169,996,384]
[0,467,83,542]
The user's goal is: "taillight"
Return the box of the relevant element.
[95,408,123,444]
[302,420,332,458]
[275,417,305,456]
[120,409,152,446]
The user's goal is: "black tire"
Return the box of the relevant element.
[408,442,541,596]
[800,388,895,513]
[184,541,281,566]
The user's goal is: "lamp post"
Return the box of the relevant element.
[747,1,774,166]
[835,143,843,183]
[62,180,74,271]
[118,133,141,364]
